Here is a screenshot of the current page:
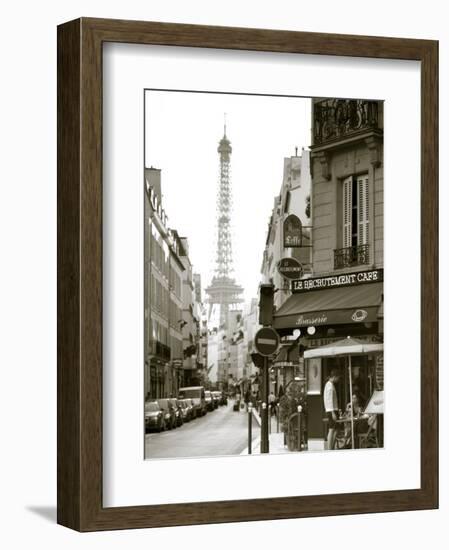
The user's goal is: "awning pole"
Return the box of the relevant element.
[348,355,355,449]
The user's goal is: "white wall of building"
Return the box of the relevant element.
[261,150,312,309]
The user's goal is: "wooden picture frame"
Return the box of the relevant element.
[57,17,438,531]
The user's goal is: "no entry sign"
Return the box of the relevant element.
[255,327,280,356]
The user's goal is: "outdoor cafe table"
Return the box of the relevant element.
[323,415,370,448]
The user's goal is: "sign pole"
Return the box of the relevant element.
[261,356,270,454]
[254,326,279,454]
[348,355,355,450]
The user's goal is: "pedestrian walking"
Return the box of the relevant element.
[250,391,257,407]
[244,388,251,411]
[268,390,277,417]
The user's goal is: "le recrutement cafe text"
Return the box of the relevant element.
[273,268,384,449]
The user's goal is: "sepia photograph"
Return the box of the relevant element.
[143,90,384,460]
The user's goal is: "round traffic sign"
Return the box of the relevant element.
[254,327,280,356]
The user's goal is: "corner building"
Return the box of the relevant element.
[273,99,384,450]
[261,149,311,394]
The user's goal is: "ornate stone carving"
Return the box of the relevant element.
[365,136,382,168]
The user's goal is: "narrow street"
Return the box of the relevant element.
[145,401,259,459]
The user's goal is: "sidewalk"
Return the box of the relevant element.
[240,407,290,455]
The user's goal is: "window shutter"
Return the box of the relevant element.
[357,175,369,245]
[342,176,352,248]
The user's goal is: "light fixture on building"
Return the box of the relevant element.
[307,326,316,335]
[293,328,301,338]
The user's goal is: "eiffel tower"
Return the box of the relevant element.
[205,119,244,329]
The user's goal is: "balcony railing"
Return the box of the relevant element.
[313,99,380,146]
[334,244,370,269]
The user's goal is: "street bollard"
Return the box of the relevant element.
[248,404,252,455]
[261,402,269,453]
[297,405,303,452]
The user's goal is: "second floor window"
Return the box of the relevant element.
[334,174,370,269]
[343,174,369,249]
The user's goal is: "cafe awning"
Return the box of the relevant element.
[273,282,383,330]
[303,336,383,359]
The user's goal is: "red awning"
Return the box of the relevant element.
[273,282,383,330]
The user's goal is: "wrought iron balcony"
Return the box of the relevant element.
[313,99,381,146]
[334,244,370,269]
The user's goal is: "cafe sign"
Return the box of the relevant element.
[274,307,379,330]
[283,214,302,248]
[277,257,303,280]
[291,268,383,294]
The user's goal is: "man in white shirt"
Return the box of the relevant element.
[323,369,340,450]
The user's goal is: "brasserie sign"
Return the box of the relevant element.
[291,268,383,294]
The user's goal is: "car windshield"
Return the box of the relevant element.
[158,399,169,409]
[145,402,159,412]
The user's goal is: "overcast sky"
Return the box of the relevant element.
[145,90,311,306]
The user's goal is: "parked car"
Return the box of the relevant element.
[204,390,214,411]
[211,391,220,408]
[185,398,197,419]
[212,391,222,407]
[178,399,193,422]
[168,398,183,427]
[157,398,177,430]
[144,401,165,432]
[178,386,207,417]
